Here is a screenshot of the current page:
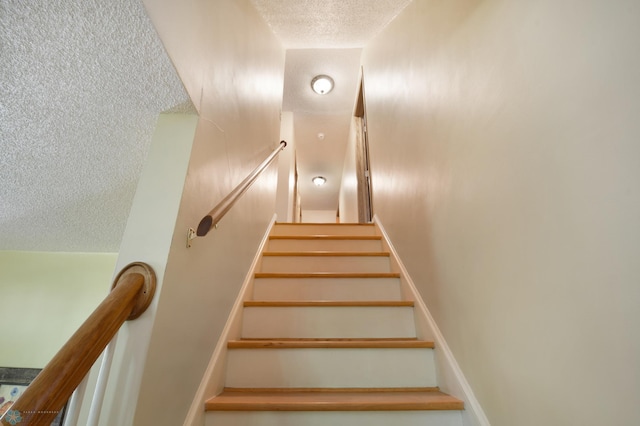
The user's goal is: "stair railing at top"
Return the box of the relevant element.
[0,262,156,426]
[186,140,287,247]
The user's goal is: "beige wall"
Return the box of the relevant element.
[95,1,285,425]
[276,111,296,222]
[362,1,640,425]
[97,113,199,426]
[339,116,360,223]
[0,251,115,368]
[302,209,338,223]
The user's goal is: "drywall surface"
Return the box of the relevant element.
[96,113,199,426]
[0,251,115,367]
[361,1,640,425]
[339,116,360,223]
[276,111,296,222]
[302,210,338,223]
[115,2,284,426]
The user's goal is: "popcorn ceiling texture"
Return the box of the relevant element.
[0,0,194,252]
[250,0,412,48]
[0,0,410,252]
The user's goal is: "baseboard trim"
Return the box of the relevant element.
[373,215,490,426]
[182,214,277,426]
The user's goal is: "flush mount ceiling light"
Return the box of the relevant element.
[312,176,327,186]
[311,75,334,95]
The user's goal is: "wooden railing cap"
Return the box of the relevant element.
[111,262,156,320]
[0,262,157,425]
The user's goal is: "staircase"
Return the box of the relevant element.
[204,223,464,425]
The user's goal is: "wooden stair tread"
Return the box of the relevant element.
[205,388,464,411]
[227,339,434,349]
[239,338,419,341]
[255,272,401,279]
[244,300,414,307]
[262,251,389,257]
[274,222,375,226]
[269,235,382,240]
[209,223,460,417]
[222,387,440,393]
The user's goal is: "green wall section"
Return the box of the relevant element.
[0,251,117,368]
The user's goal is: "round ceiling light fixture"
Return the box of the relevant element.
[311,75,334,95]
[312,176,327,186]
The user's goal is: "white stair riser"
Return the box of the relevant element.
[225,348,436,388]
[206,411,463,426]
[242,306,416,338]
[267,238,383,252]
[271,224,376,236]
[252,277,402,301]
[259,256,390,273]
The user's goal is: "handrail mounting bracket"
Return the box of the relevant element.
[187,228,196,248]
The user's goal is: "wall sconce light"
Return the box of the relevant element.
[312,176,327,186]
[311,75,334,95]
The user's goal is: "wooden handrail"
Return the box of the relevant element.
[0,262,156,426]
[191,140,287,241]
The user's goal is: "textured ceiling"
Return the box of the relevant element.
[250,0,412,48]
[0,0,411,252]
[0,0,193,252]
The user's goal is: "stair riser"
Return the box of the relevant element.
[271,224,376,236]
[225,348,436,388]
[206,411,463,426]
[202,222,467,424]
[259,256,390,273]
[267,239,383,252]
[242,306,416,338]
[252,277,402,301]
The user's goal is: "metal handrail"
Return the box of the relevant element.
[187,140,287,246]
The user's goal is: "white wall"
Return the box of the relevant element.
[302,209,337,223]
[276,111,296,222]
[95,1,285,425]
[339,116,359,223]
[0,251,115,367]
[362,1,640,425]
[97,113,199,426]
